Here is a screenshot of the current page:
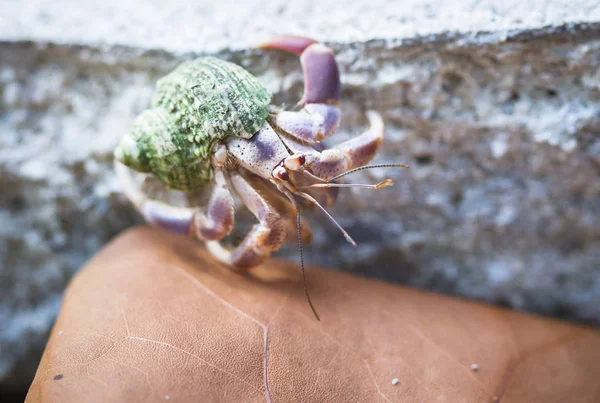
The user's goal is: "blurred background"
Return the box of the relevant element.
[1,0,599,399]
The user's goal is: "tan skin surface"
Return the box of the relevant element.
[27,227,600,402]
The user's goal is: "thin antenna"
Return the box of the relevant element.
[281,188,321,321]
[299,179,393,190]
[296,191,357,247]
[297,212,320,321]
[326,163,409,183]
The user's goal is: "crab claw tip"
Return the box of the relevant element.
[257,34,318,55]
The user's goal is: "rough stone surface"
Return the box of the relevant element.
[2,0,600,394]
[3,0,600,51]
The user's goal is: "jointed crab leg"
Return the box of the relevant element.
[270,103,341,144]
[259,34,340,106]
[190,169,235,240]
[241,172,313,244]
[260,35,342,143]
[114,153,235,241]
[207,172,287,269]
[303,111,385,181]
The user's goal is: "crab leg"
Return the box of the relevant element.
[115,161,234,241]
[260,35,341,143]
[206,172,287,270]
[241,172,313,244]
[305,111,385,181]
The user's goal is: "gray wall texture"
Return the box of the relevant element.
[1,0,600,393]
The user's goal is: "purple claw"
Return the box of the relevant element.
[257,34,317,55]
[275,103,340,142]
[300,44,341,105]
[259,34,341,105]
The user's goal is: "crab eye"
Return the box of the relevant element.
[277,170,289,181]
[273,166,289,181]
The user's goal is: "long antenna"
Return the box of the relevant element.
[326,163,409,183]
[295,191,357,247]
[299,179,393,190]
[297,212,320,321]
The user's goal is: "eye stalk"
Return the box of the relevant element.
[283,154,306,171]
[274,154,308,182]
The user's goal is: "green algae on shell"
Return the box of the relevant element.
[114,57,272,191]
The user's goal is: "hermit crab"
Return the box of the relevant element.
[114,35,407,318]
